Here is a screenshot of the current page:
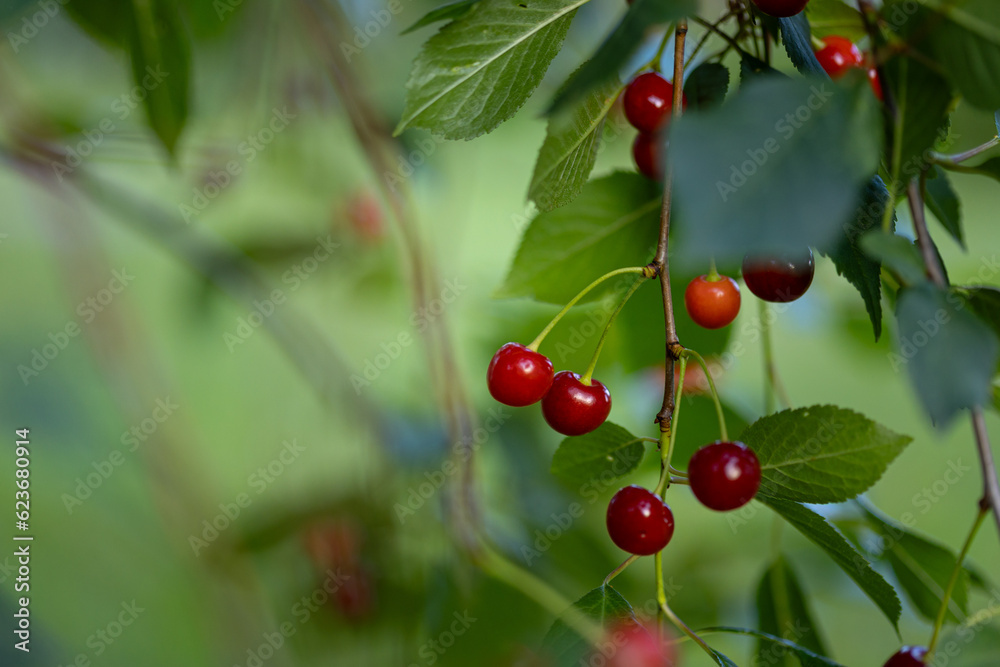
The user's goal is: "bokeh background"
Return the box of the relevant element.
[0,0,999,665]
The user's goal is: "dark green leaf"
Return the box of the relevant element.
[546,0,697,114]
[923,166,964,247]
[893,283,1000,427]
[947,156,1000,183]
[669,75,880,263]
[779,14,825,76]
[884,54,953,181]
[740,53,781,82]
[529,76,623,211]
[755,557,829,665]
[541,585,636,663]
[396,0,584,139]
[65,0,130,47]
[550,422,645,488]
[760,496,902,631]
[401,0,479,34]
[860,231,927,286]
[955,286,1000,354]
[683,62,730,111]
[806,0,866,41]
[497,172,659,304]
[706,626,843,667]
[859,501,969,624]
[742,405,913,504]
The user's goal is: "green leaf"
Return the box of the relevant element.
[669,75,881,263]
[497,172,660,304]
[127,0,190,156]
[923,166,964,247]
[550,422,644,488]
[859,501,969,624]
[894,283,1000,427]
[819,176,893,340]
[806,0,866,41]
[683,62,730,111]
[65,0,131,47]
[706,626,843,667]
[401,0,479,34]
[779,14,826,76]
[396,0,584,139]
[546,0,698,114]
[742,405,913,504]
[708,648,741,667]
[957,286,1000,344]
[995,110,1000,135]
[528,76,623,211]
[937,623,1000,666]
[740,53,781,82]
[760,496,902,631]
[946,156,1000,183]
[541,584,635,662]
[755,557,829,665]
[884,54,953,180]
[860,231,927,286]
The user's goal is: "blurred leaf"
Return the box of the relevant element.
[946,156,1000,183]
[529,76,623,211]
[760,496,902,631]
[708,648,741,667]
[396,0,583,139]
[860,231,927,286]
[860,501,969,624]
[958,286,1000,343]
[995,110,1000,135]
[755,556,829,664]
[742,405,912,504]
[740,53,780,82]
[65,0,131,47]
[541,584,635,664]
[819,176,893,340]
[683,62,730,111]
[546,0,697,114]
[707,626,842,667]
[806,0,865,41]
[923,166,964,247]
[885,55,953,179]
[894,283,999,427]
[550,422,644,488]
[401,0,479,34]
[497,172,659,304]
[669,75,880,262]
[937,623,1000,666]
[127,0,191,156]
[779,14,825,76]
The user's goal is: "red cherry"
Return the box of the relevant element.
[541,371,611,436]
[684,275,741,329]
[487,343,554,407]
[868,67,884,101]
[751,0,809,18]
[688,441,761,511]
[815,36,863,79]
[741,249,815,303]
[623,72,685,133]
[606,486,675,555]
[604,621,676,667]
[632,132,663,180]
[883,646,928,667]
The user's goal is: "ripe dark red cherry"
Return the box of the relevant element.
[688,441,761,511]
[605,621,675,667]
[741,248,815,303]
[684,275,741,329]
[751,0,809,18]
[487,342,554,407]
[815,36,863,79]
[606,485,675,555]
[632,132,662,180]
[541,371,611,436]
[623,72,684,133]
[883,646,928,667]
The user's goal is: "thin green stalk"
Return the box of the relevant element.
[659,599,717,661]
[759,300,790,412]
[604,554,639,586]
[927,507,989,659]
[528,266,648,352]
[655,355,686,495]
[684,348,727,441]
[931,136,1000,166]
[581,275,649,383]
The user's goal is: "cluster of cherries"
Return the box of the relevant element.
[815,34,883,100]
[623,70,684,181]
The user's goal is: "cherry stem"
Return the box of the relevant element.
[658,597,716,661]
[650,23,675,70]
[685,10,738,65]
[927,506,989,660]
[581,274,649,384]
[603,554,640,586]
[706,258,720,281]
[684,348,728,441]
[931,136,1000,166]
[810,34,826,51]
[907,179,948,287]
[528,266,649,352]
[759,300,791,413]
[655,355,686,496]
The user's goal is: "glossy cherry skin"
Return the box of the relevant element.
[685,275,741,329]
[541,371,611,436]
[883,646,928,667]
[688,441,761,511]
[741,248,815,303]
[815,36,863,79]
[623,72,684,133]
[605,621,676,667]
[868,67,884,101]
[632,132,662,180]
[487,343,554,407]
[606,485,675,555]
[751,0,809,18]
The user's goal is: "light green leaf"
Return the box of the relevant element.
[860,231,927,287]
[760,496,902,631]
[497,172,660,304]
[541,585,636,664]
[806,0,866,41]
[550,422,644,488]
[924,166,964,247]
[755,557,829,666]
[529,76,623,212]
[401,0,479,34]
[742,405,912,504]
[396,0,585,139]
